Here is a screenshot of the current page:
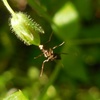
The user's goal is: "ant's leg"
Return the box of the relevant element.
[40,59,49,77]
[53,42,65,49]
[34,53,43,59]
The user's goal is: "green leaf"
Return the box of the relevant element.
[3,90,28,100]
[62,45,88,82]
[52,1,80,39]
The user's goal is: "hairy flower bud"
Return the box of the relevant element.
[10,12,44,45]
[2,0,44,46]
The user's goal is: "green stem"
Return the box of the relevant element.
[2,0,15,15]
[38,63,61,100]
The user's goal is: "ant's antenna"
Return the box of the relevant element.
[34,53,43,59]
[44,32,53,44]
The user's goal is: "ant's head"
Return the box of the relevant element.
[39,45,43,50]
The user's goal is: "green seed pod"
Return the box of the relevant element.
[10,12,44,46]
[2,0,44,46]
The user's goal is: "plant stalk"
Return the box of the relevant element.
[2,0,15,16]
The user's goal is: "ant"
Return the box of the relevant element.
[34,33,65,77]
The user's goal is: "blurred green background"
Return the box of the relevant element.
[0,0,100,100]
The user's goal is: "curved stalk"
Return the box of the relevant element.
[2,0,15,16]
